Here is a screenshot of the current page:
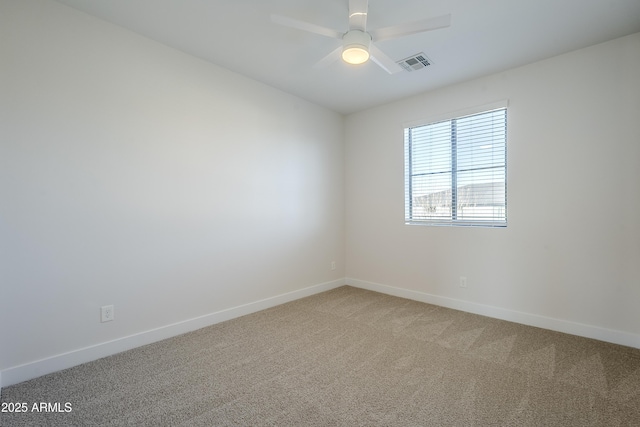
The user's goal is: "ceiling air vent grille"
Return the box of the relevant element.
[397,53,431,72]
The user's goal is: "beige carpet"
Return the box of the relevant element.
[1,286,639,426]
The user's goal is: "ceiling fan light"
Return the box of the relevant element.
[341,30,371,65]
[342,46,369,64]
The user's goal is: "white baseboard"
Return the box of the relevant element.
[0,279,345,389]
[346,278,640,349]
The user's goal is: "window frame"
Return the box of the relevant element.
[404,102,508,228]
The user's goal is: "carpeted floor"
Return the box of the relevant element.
[1,286,639,426]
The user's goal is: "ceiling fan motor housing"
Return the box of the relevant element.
[342,30,372,64]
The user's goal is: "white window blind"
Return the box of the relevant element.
[404,107,507,227]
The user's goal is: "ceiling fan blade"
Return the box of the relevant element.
[313,46,343,69]
[369,44,403,74]
[271,13,342,39]
[370,14,451,42]
[349,0,368,31]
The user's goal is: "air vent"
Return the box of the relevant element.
[397,53,432,72]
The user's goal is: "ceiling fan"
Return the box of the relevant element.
[271,0,451,74]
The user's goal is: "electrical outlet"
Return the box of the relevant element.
[331,261,336,270]
[101,305,114,322]
[459,276,467,288]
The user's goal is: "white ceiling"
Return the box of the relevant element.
[53,0,640,114]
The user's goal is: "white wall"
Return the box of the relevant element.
[345,33,640,346]
[0,0,344,386]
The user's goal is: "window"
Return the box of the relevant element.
[404,106,507,227]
